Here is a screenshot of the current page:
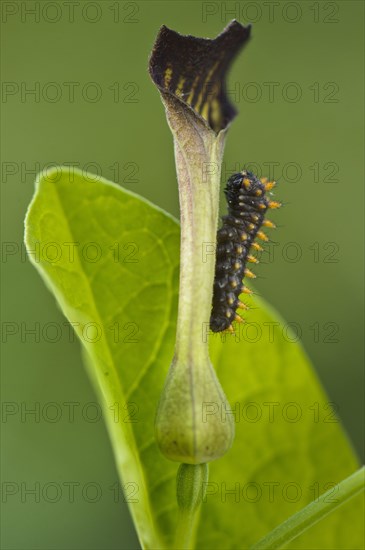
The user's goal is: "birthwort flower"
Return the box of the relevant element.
[149,21,251,465]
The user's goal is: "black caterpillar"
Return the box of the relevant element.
[210,170,280,333]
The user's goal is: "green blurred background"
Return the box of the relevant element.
[1,1,364,548]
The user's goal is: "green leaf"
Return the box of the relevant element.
[203,312,364,549]
[25,168,363,549]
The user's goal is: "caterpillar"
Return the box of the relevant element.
[210,170,281,333]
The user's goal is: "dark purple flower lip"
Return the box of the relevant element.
[149,20,251,134]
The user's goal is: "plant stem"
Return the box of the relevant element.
[174,463,208,549]
[251,466,365,550]
[174,507,198,550]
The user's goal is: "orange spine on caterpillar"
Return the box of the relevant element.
[210,170,281,333]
